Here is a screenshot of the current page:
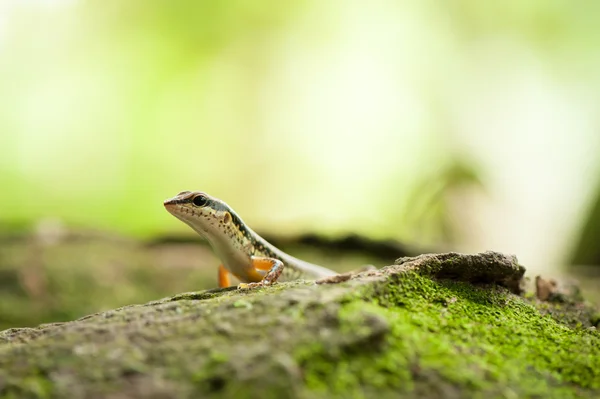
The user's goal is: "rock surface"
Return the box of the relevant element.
[0,251,598,399]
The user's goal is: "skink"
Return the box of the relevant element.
[164,191,337,289]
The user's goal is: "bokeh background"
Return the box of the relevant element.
[1,0,600,329]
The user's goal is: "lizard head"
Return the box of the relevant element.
[163,191,235,238]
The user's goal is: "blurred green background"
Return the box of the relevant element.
[1,0,600,330]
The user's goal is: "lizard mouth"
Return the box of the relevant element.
[163,199,179,213]
[163,199,188,217]
[163,198,177,208]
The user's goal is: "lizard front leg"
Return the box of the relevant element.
[237,256,284,290]
[218,264,232,288]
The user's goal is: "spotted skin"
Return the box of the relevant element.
[163,191,337,289]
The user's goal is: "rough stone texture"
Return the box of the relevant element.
[394,251,525,294]
[0,252,598,399]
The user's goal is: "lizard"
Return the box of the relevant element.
[163,191,338,289]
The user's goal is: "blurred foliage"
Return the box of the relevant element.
[570,179,600,266]
[402,157,484,245]
[0,0,312,237]
[1,0,598,247]
[1,0,600,330]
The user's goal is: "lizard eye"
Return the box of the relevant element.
[192,195,209,207]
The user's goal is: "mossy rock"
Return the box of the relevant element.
[0,251,598,398]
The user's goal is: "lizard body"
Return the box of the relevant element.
[164,191,337,289]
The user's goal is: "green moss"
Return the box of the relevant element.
[298,273,600,398]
